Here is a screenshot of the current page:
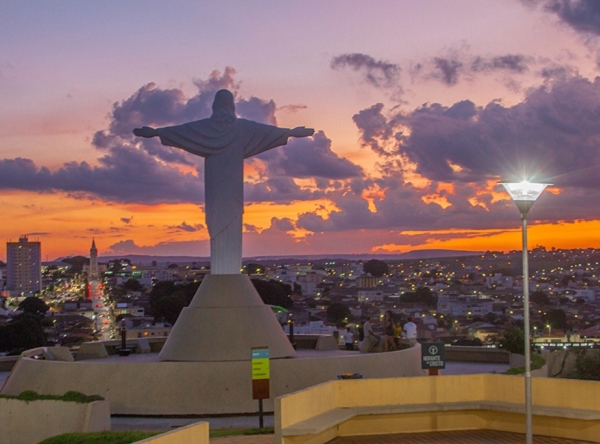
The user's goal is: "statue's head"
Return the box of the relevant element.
[212,89,236,116]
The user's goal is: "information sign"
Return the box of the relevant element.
[251,346,270,399]
[421,342,446,370]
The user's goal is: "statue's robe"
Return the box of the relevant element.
[156,118,292,274]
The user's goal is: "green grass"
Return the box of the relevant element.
[504,354,545,375]
[38,427,275,443]
[210,427,274,437]
[39,431,162,444]
[0,390,103,403]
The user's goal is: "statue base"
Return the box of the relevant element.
[158,274,296,362]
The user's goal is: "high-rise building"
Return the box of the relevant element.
[6,235,41,297]
[90,239,98,279]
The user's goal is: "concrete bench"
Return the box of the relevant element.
[137,338,151,354]
[282,401,600,438]
[115,344,137,351]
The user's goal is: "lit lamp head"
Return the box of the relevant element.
[500,181,551,216]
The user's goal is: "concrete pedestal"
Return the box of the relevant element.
[158,274,296,362]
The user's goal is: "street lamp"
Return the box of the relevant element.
[500,181,550,444]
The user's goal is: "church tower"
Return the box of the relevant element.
[90,239,98,279]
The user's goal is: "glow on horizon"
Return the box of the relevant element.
[2,1,600,261]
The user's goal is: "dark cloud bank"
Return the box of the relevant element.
[0,67,360,206]
[3,63,600,254]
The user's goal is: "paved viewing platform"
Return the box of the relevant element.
[210,430,595,443]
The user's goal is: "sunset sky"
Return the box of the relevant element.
[3,0,600,261]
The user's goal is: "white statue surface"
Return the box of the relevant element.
[134,89,314,274]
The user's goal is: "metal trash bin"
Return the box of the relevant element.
[337,373,363,379]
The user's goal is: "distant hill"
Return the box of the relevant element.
[59,249,483,265]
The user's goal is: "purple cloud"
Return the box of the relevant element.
[168,221,204,232]
[331,53,401,89]
[543,0,600,35]
[355,76,600,188]
[0,67,362,207]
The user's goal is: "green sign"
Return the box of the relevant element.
[251,346,270,400]
[421,342,446,370]
[251,347,270,380]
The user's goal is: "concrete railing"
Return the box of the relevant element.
[0,397,110,444]
[276,374,600,444]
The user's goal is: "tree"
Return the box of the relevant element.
[399,287,436,307]
[123,278,143,292]
[18,297,48,315]
[245,263,264,275]
[561,275,574,287]
[530,291,549,305]
[149,281,200,323]
[0,314,47,353]
[498,328,525,355]
[62,256,89,274]
[542,309,568,330]
[363,259,388,277]
[326,303,351,323]
[151,293,188,325]
[149,281,177,305]
[251,279,292,308]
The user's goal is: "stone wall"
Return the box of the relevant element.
[0,398,110,444]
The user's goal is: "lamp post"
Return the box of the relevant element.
[500,181,550,444]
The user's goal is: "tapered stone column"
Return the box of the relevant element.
[159,274,296,361]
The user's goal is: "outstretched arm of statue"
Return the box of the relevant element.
[289,126,315,138]
[133,126,158,138]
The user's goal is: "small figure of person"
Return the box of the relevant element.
[393,319,402,349]
[363,316,379,352]
[344,326,355,351]
[383,310,396,352]
[357,320,365,350]
[403,317,418,346]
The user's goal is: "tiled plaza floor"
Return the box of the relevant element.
[210,430,596,443]
[326,430,595,443]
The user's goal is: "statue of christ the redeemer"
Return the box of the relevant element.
[134,89,314,275]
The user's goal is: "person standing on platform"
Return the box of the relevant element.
[363,316,379,352]
[403,317,418,346]
[344,326,355,351]
[383,310,396,352]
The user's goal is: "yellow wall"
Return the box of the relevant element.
[278,374,600,444]
[132,422,209,444]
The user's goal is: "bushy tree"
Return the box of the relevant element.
[151,293,188,325]
[123,278,143,292]
[62,256,88,274]
[0,314,47,353]
[399,287,436,307]
[244,263,264,275]
[498,328,525,355]
[326,302,351,323]
[530,291,549,305]
[542,309,568,330]
[251,279,292,308]
[363,259,388,277]
[149,281,200,323]
[18,297,48,315]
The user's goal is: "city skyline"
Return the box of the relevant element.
[2,1,600,261]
